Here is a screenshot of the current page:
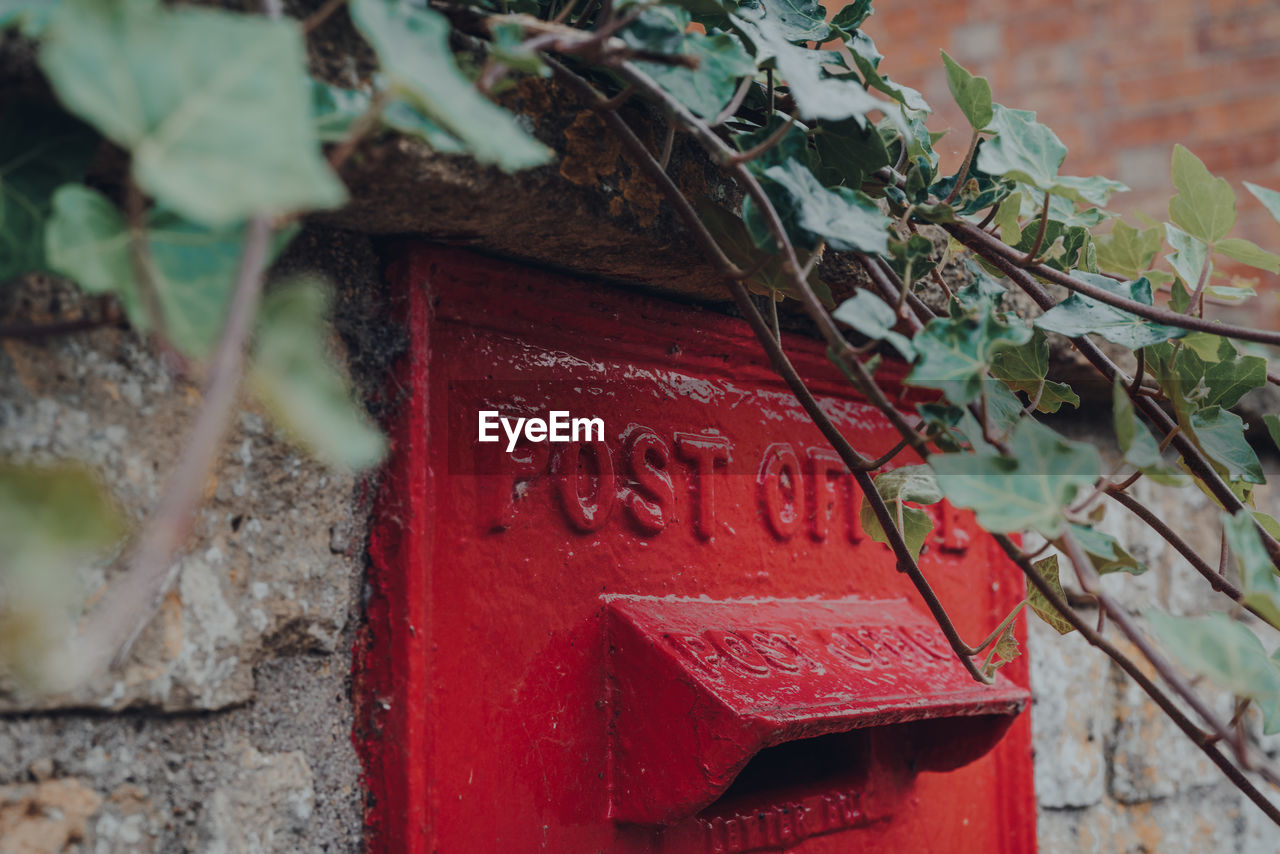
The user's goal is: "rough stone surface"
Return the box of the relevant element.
[0,230,377,851]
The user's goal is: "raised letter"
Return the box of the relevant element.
[759,443,804,540]
[623,427,674,535]
[674,432,731,540]
[807,447,847,543]
[552,440,616,533]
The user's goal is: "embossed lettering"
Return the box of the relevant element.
[759,443,804,540]
[552,441,616,533]
[481,440,549,532]
[675,432,732,541]
[622,426,674,535]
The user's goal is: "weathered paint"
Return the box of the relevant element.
[355,246,1036,853]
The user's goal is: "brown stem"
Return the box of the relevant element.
[996,532,1280,825]
[712,75,755,128]
[125,181,168,343]
[328,89,390,172]
[952,221,1280,347]
[303,0,348,32]
[1019,191,1051,266]
[943,130,981,204]
[728,116,795,165]
[75,217,275,675]
[1188,250,1213,318]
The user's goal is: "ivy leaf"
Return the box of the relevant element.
[1169,144,1236,243]
[1094,220,1163,281]
[908,298,1031,405]
[940,50,992,130]
[1147,610,1280,734]
[0,101,98,282]
[0,0,57,37]
[992,191,1023,244]
[1146,337,1266,413]
[832,290,915,359]
[350,0,550,171]
[828,0,871,33]
[1244,181,1280,225]
[989,328,1079,413]
[984,622,1020,677]
[858,464,941,560]
[812,117,891,187]
[761,159,891,254]
[1048,174,1129,207]
[1035,273,1188,349]
[739,0,830,42]
[697,199,831,304]
[1067,523,1146,576]
[887,232,937,288]
[929,418,1102,538]
[846,33,929,112]
[976,104,1066,190]
[1164,223,1210,288]
[1113,376,1164,471]
[625,9,756,119]
[249,277,387,470]
[1216,237,1280,274]
[1264,414,1280,453]
[45,184,294,359]
[41,0,346,226]
[1223,511,1280,631]
[1026,554,1074,634]
[1189,406,1264,484]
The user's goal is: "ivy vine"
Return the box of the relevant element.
[3,0,1280,824]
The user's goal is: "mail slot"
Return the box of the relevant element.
[356,246,1036,853]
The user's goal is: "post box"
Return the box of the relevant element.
[355,246,1036,853]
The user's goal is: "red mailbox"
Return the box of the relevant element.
[356,246,1036,853]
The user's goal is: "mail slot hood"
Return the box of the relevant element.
[605,596,1029,826]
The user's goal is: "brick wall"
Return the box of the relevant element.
[859,0,1280,280]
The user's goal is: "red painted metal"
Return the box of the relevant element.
[356,245,1037,853]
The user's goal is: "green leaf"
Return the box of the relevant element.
[1112,376,1164,471]
[1048,174,1128,207]
[940,50,992,130]
[739,0,830,42]
[733,10,892,125]
[930,418,1101,537]
[1147,610,1280,733]
[625,9,756,118]
[989,328,1079,413]
[1223,511,1280,631]
[1035,273,1188,349]
[41,0,346,226]
[0,461,123,686]
[1164,222,1210,289]
[0,100,98,282]
[908,297,1031,405]
[311,80,375,145]
[1027,555,1074,634]
[761,159,891,254]
[1244,181,1280,226]
[1264,414,1280,453]
[1189,406,1264,484]
[1094,220,1163,281]
[249,277,387,470]
[812,117,891,187]
[0,0,57,36]
[1169,144,1236,243]
[976,104,1066,190]
[984,621,1020,677]
[697,199,830,304]
[846,33,928,112]
[886,232,937,288]
[992,191,1023,244]
[832,290,915,359]
[1067,523,1146,575]
[858,464,941,560]
[350,0,550,171]
[45,184,294,358]
[828,0,871,33]
[1217,237,1280,274]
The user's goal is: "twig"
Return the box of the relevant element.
[328,89,390,172]
[1019,191,1050,266]
[997,531,1280,825]
[74,217,275,675]
[728,116,796,165]
[125,181,168,343]
[303,0,348,32]
[943,130,980,204]
[952,221,1280,347]
[712,75,755,128]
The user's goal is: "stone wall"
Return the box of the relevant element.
[0,230,390,853]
